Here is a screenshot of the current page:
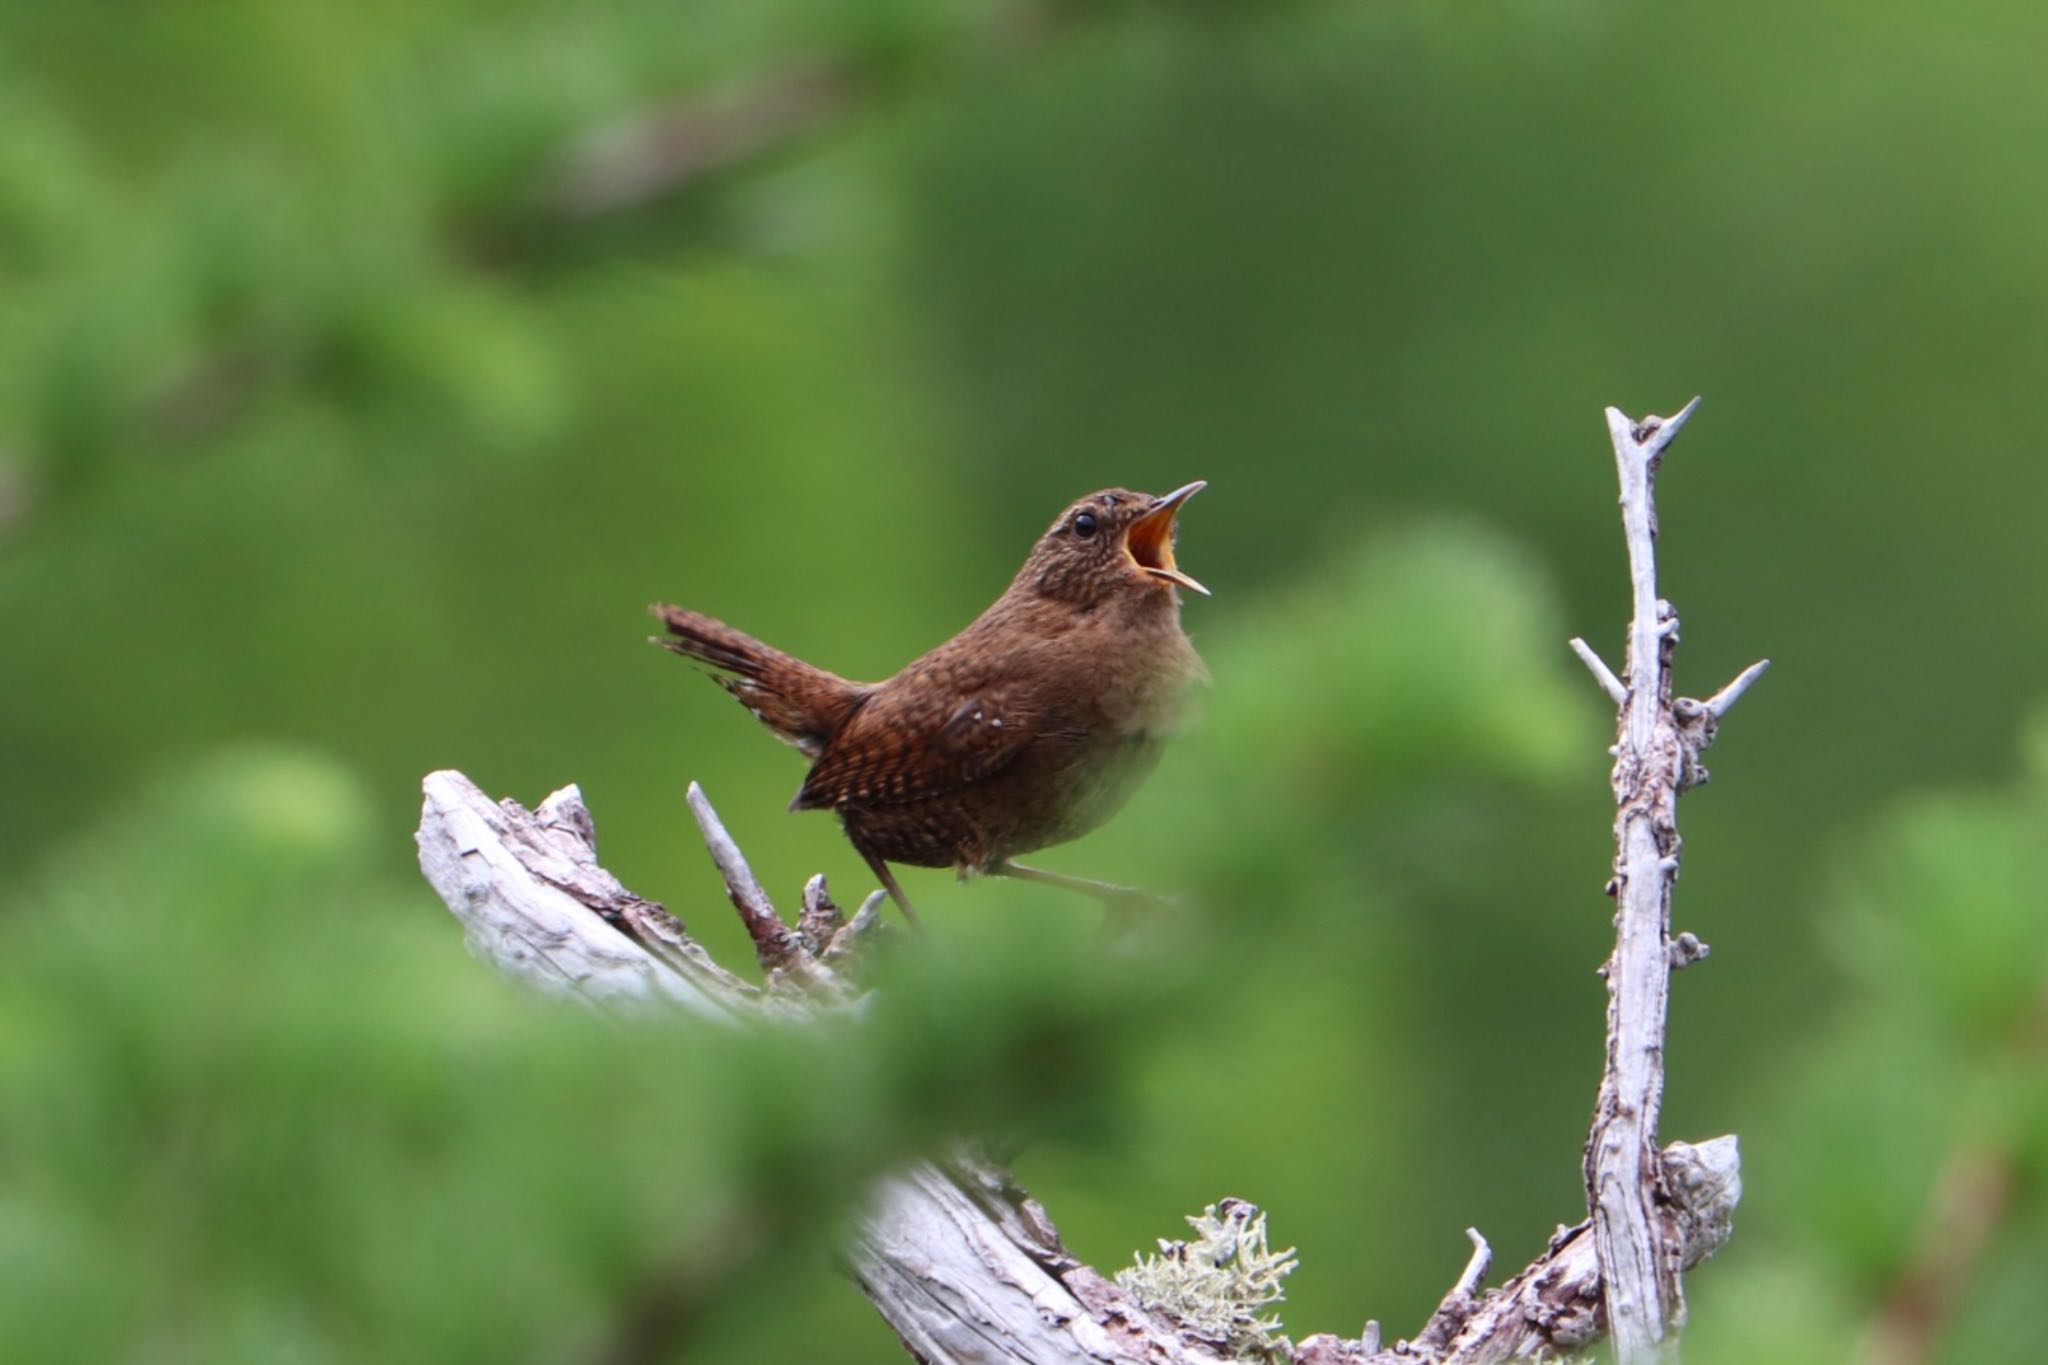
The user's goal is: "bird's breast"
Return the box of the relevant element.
[1085,616,1203,738]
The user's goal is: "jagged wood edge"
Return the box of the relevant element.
[415,767,1741,1363]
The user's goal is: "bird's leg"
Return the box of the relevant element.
[861,852,926,935]
[991,860,1171,928]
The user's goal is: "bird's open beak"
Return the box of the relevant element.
[1126,480,1209,596]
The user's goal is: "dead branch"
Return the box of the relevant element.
[1567,401,1765,1362]
[415,760,1743,1364]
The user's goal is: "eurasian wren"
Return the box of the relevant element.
[652,482,1208,928]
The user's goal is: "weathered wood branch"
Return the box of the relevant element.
[415,760,1742,1363]
[1569,401,1765,1363]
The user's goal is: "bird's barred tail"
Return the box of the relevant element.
[650,604,783,678]
[649,604,867,758]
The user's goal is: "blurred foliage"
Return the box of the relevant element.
[1,0,2042,1361]
[1688,731,2048,1363]
[0,750,1174,1362]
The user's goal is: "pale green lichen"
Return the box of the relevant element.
[1115,1198,1298,1359]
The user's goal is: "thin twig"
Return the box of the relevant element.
[822,891,887,966]
[1703,659,1771,719]
[1411,1228,1494,1353]
[1569,637,1628,705]
[685,781,802,974]
[1453,1229,1493,1298]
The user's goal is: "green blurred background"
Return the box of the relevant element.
[3,2,2043,1362]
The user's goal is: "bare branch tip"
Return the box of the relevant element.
[1568,637,1628,704]
[1705,658,1771,718]
[1641,395,1703,451]
[822,890,887,964]
[1456,1226,1493,1295]
[686,784,747,855]
[684,783,725,844]
[680,780,789,961]
[1611,395,1703,460]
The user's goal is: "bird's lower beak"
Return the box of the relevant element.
[1126,480,1209,596]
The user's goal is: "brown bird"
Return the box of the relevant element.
[652,482,1209,928]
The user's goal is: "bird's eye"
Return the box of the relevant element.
[1072,511,1098,539]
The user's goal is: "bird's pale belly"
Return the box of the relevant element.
[838,728,1168,874]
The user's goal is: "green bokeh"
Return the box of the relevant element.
[2,2,2042,1361]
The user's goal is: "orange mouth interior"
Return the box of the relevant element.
[1125,481,1209,596]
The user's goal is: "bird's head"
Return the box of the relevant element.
[1016,482,1209,606]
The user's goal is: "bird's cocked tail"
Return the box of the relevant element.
[650,604,868,759]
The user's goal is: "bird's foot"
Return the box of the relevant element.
[861,853,926,935]
[992,861,1175,933]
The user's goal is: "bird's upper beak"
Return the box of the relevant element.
[1125,481,1209,596]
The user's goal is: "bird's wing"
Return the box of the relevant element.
[792,680,1054,810]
